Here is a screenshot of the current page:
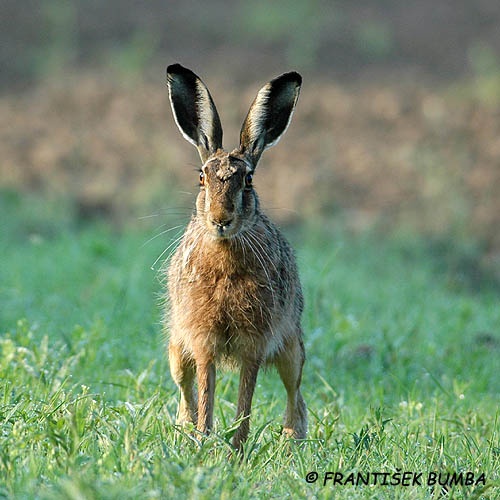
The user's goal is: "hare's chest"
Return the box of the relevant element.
[182,267,272,335]
[194,268,263,313]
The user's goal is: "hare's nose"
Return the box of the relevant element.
[212,217,233,229]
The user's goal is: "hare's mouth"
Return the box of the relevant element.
[208,217,239,239]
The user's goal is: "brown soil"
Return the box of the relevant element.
[1,72,499,263]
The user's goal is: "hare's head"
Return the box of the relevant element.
[166,64,301,239]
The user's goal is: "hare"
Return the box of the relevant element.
[165,63,306,450]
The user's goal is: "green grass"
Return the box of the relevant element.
[1,191,499,499]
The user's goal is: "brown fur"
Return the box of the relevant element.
[164,64,306,450]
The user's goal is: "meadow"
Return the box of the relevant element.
[2,1,500,498]
[0,191,498,499]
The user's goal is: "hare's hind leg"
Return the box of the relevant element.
[275,335,307,439]
[169,342,197,425]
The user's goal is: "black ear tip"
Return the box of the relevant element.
[272,71,302,89]
[167,63,182,74]
[166,63,194,78]
[288,71,302,86]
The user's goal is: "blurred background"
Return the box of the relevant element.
[1,0,500,279]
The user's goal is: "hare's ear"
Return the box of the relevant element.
[166,64,223,163]
[239,71,301,166]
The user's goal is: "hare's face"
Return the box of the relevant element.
[196,152,257,239]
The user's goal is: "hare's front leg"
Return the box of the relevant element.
[169,342,197,425]
[232,360,261,450]
[275,335,307,439]
[196,358,216,434]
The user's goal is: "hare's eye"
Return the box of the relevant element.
[199,171,205,186]
[245,173,253,188]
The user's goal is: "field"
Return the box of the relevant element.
[1,192,498,499]
[2,2,500,498]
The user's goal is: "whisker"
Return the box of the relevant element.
[151,231,185,271]
[240,233,277,338]
[138,206,194,219]
[240,231,277,311]
[245,228,279,276]
[235,234,247,267]
[141,224,185,248]
[179,223,206,268]
[138,213,162,220]
[138,212,191,221]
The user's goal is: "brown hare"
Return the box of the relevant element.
[165,63,306,451]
